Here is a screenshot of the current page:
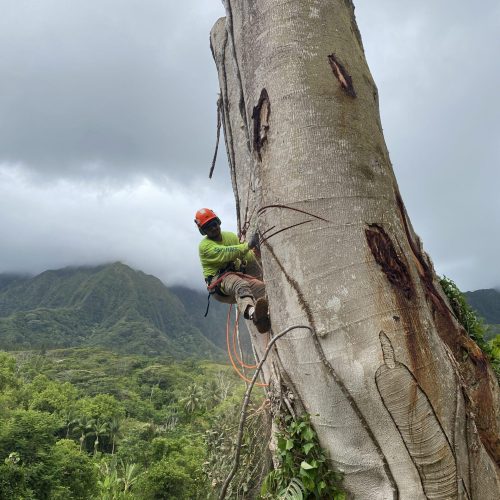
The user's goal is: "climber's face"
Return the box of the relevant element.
[204,220,222,241]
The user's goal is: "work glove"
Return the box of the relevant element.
[248,231,260,250]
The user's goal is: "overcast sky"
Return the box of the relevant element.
[0,0,498,292]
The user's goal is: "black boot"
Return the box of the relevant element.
[252,297,271,333]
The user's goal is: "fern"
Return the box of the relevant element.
[277,478,305,499]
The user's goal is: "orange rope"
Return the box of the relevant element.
[226,304,268,387]
[231,309,257,369]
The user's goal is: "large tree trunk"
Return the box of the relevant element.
[210,1,500,498]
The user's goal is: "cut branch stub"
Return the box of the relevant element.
[328,54,356,97]
[365,224,414,300]
[252,88,271,159]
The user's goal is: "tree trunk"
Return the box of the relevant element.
[210,1,500,498]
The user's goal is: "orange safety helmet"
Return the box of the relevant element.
[194,208,221,234]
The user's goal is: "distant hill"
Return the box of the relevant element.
[464,288,500,324]
[0,263,232,359]
[171,284,251,354]
[0,273,30,291]
[170,285,227,348]
[464,288,500,339]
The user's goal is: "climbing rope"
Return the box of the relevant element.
[231,308,257,369]
[226,304,267,387]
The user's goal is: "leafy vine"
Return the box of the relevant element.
[261,414,345,499]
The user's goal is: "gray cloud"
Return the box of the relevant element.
[0,0,498,292]
[0,0,224,181]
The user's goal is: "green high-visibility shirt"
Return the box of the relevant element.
[199,231,254,279]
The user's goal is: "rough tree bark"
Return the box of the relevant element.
[210,1,500,498]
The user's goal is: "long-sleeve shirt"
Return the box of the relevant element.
[198,231,254,279]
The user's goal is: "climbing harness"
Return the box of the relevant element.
[203,266,254,317]
[203,270,231,317]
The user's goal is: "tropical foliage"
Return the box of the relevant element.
[0,348,266,499]
[440,276,500,376]
[261,414,344,499]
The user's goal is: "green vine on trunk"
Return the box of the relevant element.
[440,276,500,378]
[261,414,345,499]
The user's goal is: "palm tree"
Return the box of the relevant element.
[120,460,143,493]
[75,415,94,451]
[60,408,78,438]
[92,418,109,455]
[203,379,222,410]
[180,383,203,414]
[108,417,123,455]
[74,416,94,452]
[96,460,121,500]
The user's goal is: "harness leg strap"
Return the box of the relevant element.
[204,293,211,317]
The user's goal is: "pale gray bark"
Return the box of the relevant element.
[211,1,500,498]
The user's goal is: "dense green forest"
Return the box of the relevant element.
[0,348,269,499]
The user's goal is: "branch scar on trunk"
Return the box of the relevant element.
[328,54,356,97]
[376,332,459,499]
[252,88,270,160]
[365,224,414,300]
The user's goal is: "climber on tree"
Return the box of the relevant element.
[195,208,271,333]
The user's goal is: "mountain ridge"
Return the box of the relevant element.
[0,262,229,360]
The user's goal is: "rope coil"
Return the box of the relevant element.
[226,304,267,386]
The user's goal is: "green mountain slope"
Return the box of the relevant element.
[171,285,252,354]
[170,285,231,350]
[0,273,29,292]
[0,263,225,359]
[464,288,500,324]
[464,288,500,340]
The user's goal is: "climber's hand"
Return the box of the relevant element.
[248,232,260,250]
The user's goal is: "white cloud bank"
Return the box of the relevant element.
[0,165,236,288]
